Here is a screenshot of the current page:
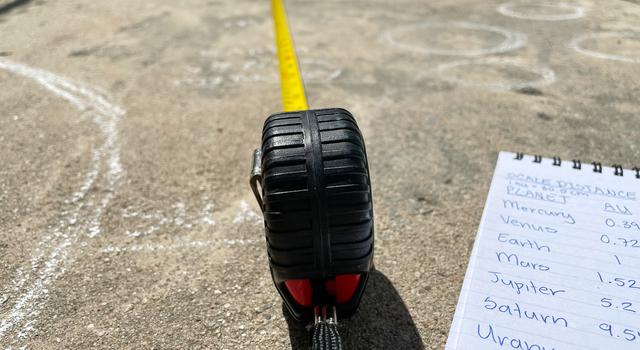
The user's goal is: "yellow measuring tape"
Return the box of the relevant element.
[271,0,308,112]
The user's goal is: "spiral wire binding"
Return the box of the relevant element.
[513,153,638,178]
[572,159,581,170]
[613,165,624,176]
[592,162,603,173]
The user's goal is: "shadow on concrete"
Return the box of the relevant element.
[0,0,31,16]
[285,269,425,349]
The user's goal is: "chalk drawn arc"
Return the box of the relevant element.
[569,32,640,64]
[0,58,125,346]
[435,58,557,91]
[383,21,527,57]
[497,2,586,21]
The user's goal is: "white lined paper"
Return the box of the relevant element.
[446,152,640,350]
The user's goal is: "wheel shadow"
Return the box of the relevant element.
[285,269,425,349]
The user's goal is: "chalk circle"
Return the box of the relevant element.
[436,58,556,91]
[497,2,585,21]
[383,21,526,57]
[300,58,342,81]
[569,32,640,63]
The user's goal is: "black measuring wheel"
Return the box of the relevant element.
[251,108,374,329]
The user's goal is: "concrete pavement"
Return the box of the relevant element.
[0,0,639,348]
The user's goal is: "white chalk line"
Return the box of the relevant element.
[119,198,260,239]
[299,58,342,83]
[122,199,216,238]
[435,58,557,91]
[101,199,263,253]
[99,239,259,254]
[569,32,640,64]
[232,200,262,225]
[382,21,527,57]
[178,48,342,89]
[497,2,586,21]
[0,59,125,346]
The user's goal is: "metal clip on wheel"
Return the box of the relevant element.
[251,108,375,347]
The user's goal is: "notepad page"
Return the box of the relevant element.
[445,151,640,350]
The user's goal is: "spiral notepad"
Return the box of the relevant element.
[446,151,640,350]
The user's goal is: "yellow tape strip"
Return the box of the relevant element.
[272,0,308,112]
